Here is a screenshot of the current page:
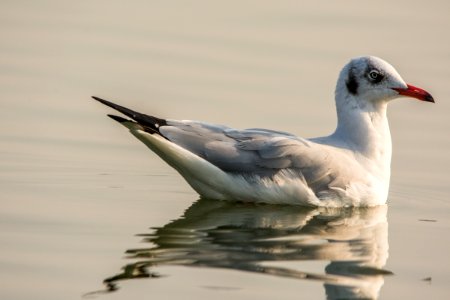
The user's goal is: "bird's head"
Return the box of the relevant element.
[336,56,434,106]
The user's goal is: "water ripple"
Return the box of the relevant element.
[98,199,391,299]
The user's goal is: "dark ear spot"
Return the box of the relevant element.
[346,68,358,95]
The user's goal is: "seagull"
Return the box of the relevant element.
[93,56,433,207]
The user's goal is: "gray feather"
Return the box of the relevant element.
[159,120,344,195]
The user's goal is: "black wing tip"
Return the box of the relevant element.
[92,95,167,132]
[92,95,103,101]
[92,96,112,106]
[92,96,134,116]
[107,114,131,123]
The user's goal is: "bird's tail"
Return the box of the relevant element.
[105,114,141,131]
[92,96,166,134]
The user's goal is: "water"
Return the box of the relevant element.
[95,202,391,299]
[1,1,449,299]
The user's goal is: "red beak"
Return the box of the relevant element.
[392,84,434,103]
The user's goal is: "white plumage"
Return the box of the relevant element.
[94,56,433,207]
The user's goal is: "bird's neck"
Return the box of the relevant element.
[332,94,392,171]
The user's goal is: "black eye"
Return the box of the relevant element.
[368,70,383,83]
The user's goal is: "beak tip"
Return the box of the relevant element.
[394,84,435,103]
[425,94,435,103]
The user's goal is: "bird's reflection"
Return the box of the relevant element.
[103,199,391,299]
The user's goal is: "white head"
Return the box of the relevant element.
[336,56,434,109]
[332,56,434,163]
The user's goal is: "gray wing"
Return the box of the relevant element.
[92,97,347,196]
[160,120,341,192]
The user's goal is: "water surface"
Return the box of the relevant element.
[1,1,449,299]
[95,200,391,300]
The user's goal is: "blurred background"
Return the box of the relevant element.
[1,1,449,299]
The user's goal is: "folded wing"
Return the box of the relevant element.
[160,120,345,193]
[93,97,348,196]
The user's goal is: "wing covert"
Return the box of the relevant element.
[159,120,332,182]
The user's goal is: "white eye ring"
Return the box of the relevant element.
[369,70,380,80]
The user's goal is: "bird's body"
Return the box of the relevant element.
[94,56,433,207]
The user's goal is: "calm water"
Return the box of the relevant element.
[1,1,449,299]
